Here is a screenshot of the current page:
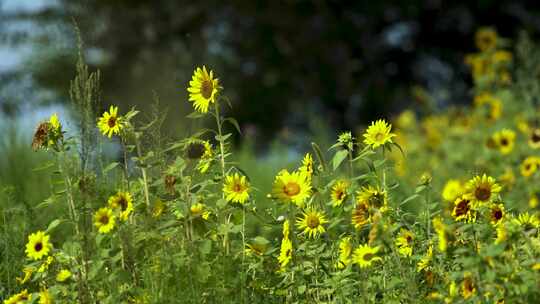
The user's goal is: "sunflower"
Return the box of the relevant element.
[25,231,52,261]
[474,93,502,120]
[185,139,207,159]
[337,237,353,269]
[495,223,507,244]
[94,207,116,234]
[363,119,396,149]
[461,272,476,299]
[195,206,211,221]
[489,204,505,225]
[530,194,539,209]
[452,196,476,223]
[299,153,314,178]
[331,180,349,207]
[492,129,516,155]
[108,191,134,221]
[357,185,388,211]
[352,244,382,268]
[4,289,31,304]
[432,217,448,252]
[441,179,464,203]
[16,267,34,285]
[278,237,292,271]
[245,242,267,256]
[282,219,290,238]
[352,201,371,229]
[190,203,206,217]
[475,27,498,51]
[395,228,414,257]
[38,256,53,273]
[465,174,501,207]
[529,128,540,149]
[520,156,540,177]
[98,105,123,138]
[152,199,166,218]
[417,245,433,272]
[499,167,516,190]
[271,169,312,206]
[223,173,250,204]
[395,109,416,130]
[492,50,512,64]
[56,269,72,282]
[296,208,328,239]
[513,212,540,230]
[196,141,214,173]
[39,288,52,304]
[187,66,221,113]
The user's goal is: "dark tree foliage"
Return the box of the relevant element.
[2,0,540,142]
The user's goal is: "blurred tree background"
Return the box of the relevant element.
[2,0,540,146]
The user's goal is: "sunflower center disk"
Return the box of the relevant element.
[532,131,540,143]
[456,200,470,216]
[100,215,109,224]
[233,183,243,192]
[108,116,117,128]
[306,215,320,228]
[34,242,43,251]
[363,253,373,261]
[475,186,491,201]
[118,198,128,211]
[201,80,213,99]
[492,210,502,220]
[284,182,300,196]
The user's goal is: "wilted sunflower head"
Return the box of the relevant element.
[32,122,51,151]
[185,139,207,159]
[164,174,177,194]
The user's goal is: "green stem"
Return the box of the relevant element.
[135,134,151,209]
[213,102,226,182]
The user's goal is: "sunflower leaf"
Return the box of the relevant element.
[332,150,349,171]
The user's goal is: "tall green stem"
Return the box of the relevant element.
[213,102,226,183]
